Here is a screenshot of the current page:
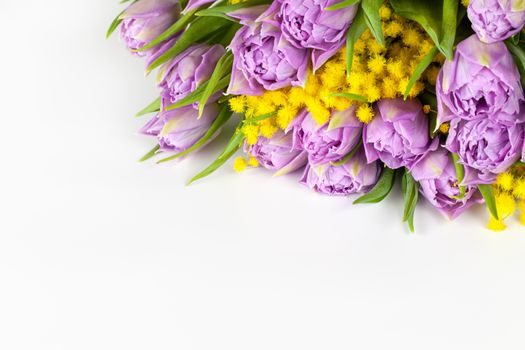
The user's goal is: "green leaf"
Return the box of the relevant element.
[329,92,369,103]
[188,125,245,184]
[404,46,439,99]
[478,184,499,220]
[243,111,277,124]
[146,16,231,73]
[450,153,466,200]
[139,144,161,162]
[199,51,233,118]
[402,171,419,233]
[157,105,233,163]
[344,7,368,77]
[390,0,460,60]
[136,97,161,117]
[195,0,272,21]
[440,0,459,59]
[361,0,385,46]
[354,167,396,204]
[106,9,125,39]
[138,9,198,52]
[505,40,525,88]
[326,0,360,10]
[165,75,231,111]
[330,139,363,166]
[418,91,438,137]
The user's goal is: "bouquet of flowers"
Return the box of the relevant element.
[108,0,525,231]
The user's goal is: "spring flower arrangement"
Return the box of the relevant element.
[108,0,525,231]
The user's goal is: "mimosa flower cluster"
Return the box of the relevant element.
[110,0,525,232]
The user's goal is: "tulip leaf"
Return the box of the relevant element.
[505,40,525,88]
[330,139,363,166]
[478,184,499,221]
[441,0,459,59]
[195,0,273,21]
[390,0,460,60]
[199,51,233,118]
[139,144,161,162]
[450,153,466,200]
[344,8,368,77]
[165,75,231,111]
[157,105,233,163]
[361,0,385,46]
[330,92,368,103]
[106,9,125,39]
[401,171,419,233]
[147,16,232,73]
[243,111,277,124]
[418,91,439,137]
[188,124,245,184]
[403,46,439,99]
[136,97,161,117]
[138,9,198,53]
[354,167,396,204]
[326,0,361,11]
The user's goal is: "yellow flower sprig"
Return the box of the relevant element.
[488,164,525,231]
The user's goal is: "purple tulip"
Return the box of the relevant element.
[300,149,381,196]
[119,0,181,55]
[363,98,439,170]
[228,20,309,95]
[445,118,525,185]
[468,0,525,44]
[245,131,308,176]
[158,44,225,108]
[411,147,484,219]
[141,104,219,153]
[293,107,362,165]
[436,35,525,126]
[262,0,358,71]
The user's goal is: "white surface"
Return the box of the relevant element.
[1,1,525,349]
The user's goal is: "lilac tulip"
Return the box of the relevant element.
[363,98,439,170]
[158,44,225,108]
[300,149,381,196]
[120,0,181,55]
[228,20,309,95]
[245,131,308,175]
[445,118,525,185]
[293,107,362,165]
[141,104,219,153]
[411,147,484,219]
[262,0,358,70]
[436,34,525,126]
[468,0,525,44]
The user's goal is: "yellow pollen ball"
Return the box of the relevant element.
[233,157,247,173]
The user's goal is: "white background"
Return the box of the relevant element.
[1,1,525,349]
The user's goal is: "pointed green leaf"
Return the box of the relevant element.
[165,75,231,111]
[195,0,273,21]
[146,16,231,73]
[139,144,161,162]
[402,171,419,233]
[157,105,233,163]
[326,0,360,11]
[188,125,245,184]
[136,97,161,117]
[478,184,499,220]
[106,9,125,39]
[354,167,396,204]
[362,0,385,46]
[404,46,439,99]
[199,51,233,118]
[330,92,369,103]
[345,7,367,77]
[450,153,466,200]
